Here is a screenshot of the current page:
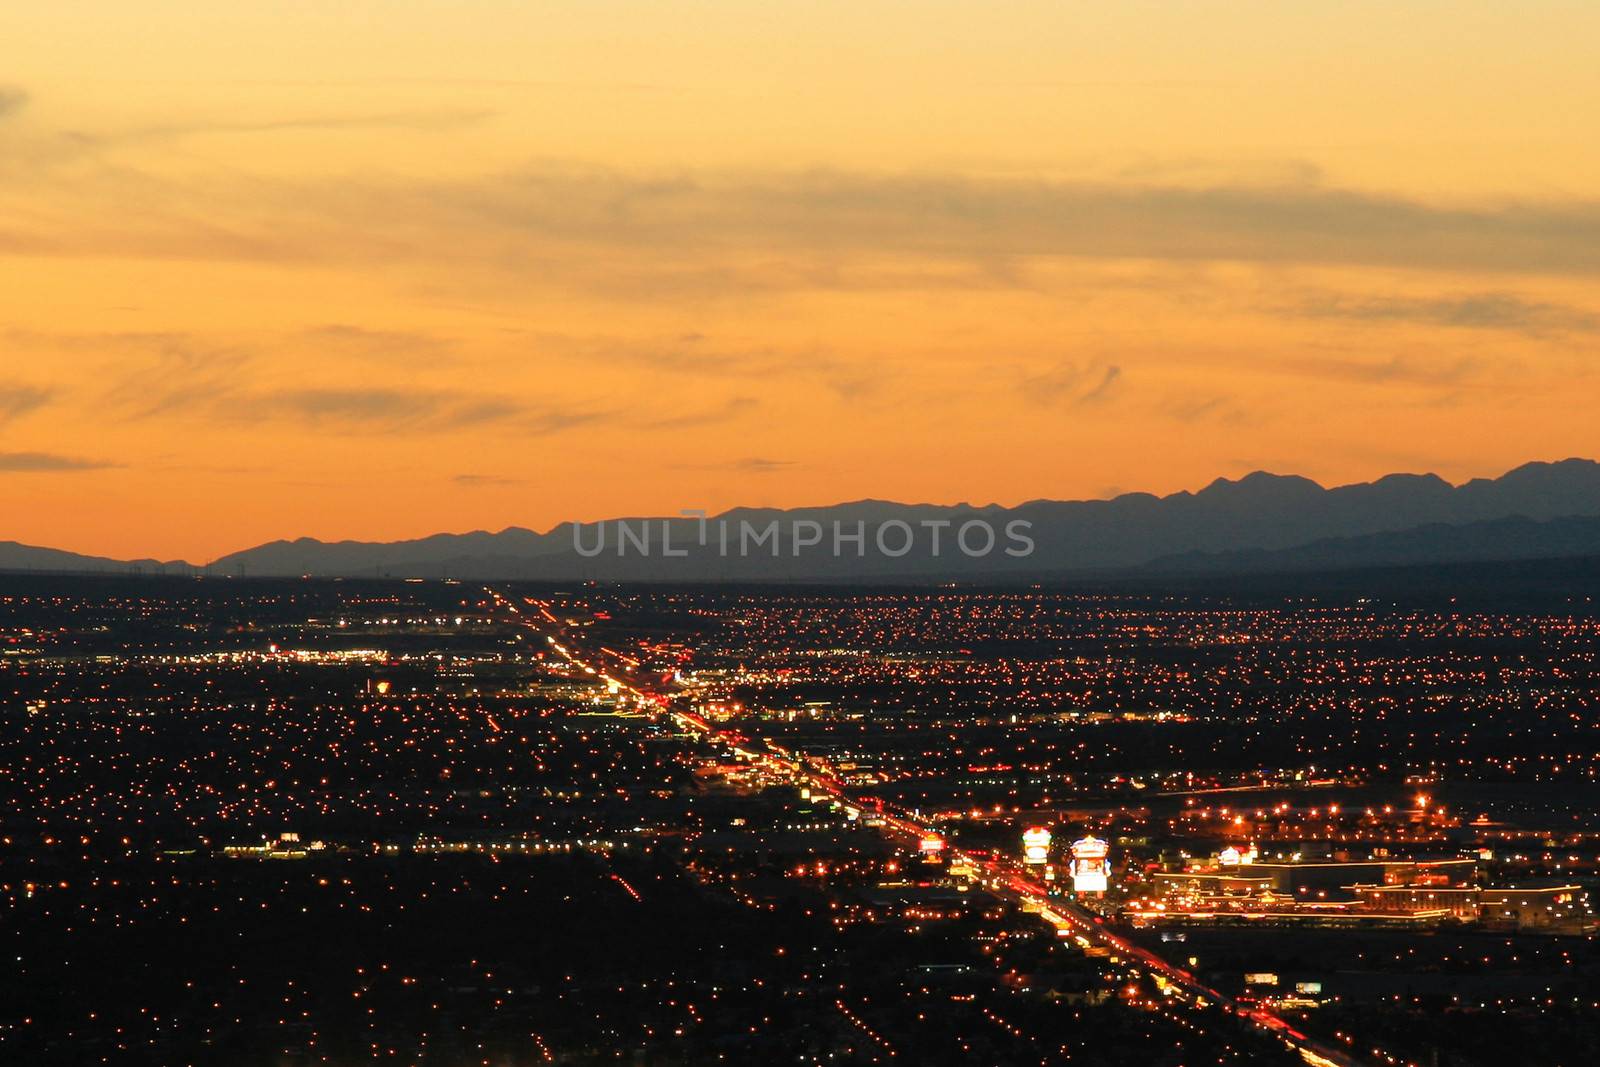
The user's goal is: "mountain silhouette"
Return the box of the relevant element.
[6,458,1600,581]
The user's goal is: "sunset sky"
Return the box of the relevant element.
[3,2,1599,562]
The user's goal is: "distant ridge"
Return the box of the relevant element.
[6,458,1600,581]
[1142,514,1600,575]
[0,541,189,576]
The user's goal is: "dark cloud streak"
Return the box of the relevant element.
[1285,291,1600,335]
[1020,361,1124,407]
[0,450,114,472]
[0,383,53,424]
[11,146,1600,281]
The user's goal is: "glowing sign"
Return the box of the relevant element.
[1069,835,1110,893]
[919,833,946,855]
[1070,836,1107,860]
[1218,843,1257,866]
[1022,826,1052,865]
[1070,868,1108,892]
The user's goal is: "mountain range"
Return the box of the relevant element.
[7,458,1600,581]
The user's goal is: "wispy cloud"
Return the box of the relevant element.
[0,383,53,424]
[0,86,26,119]
[298,324,455,366]
[8,326,606,437]
[1288,355,1484,388]
[0,450,114,472]
[643,395,758,430]
[1020,361,1123,407]
[222,387,603,435]
[688,456,795,474]
[88,333,259,420]
[71,108,495,146]
[1284,291,1600,336]
[453,473,524,487]
[523,407,609,435]
[1159,393,1256,426]
[251,387,501,428]
[1079,365,1122,405]
[542,333,896,402]
[734,457,793,473]
[10,147,1600,283]
[394,168,1600,280]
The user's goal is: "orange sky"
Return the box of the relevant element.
[3,2,1599,562]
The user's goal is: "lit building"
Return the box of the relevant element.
[1479,885,1593,933]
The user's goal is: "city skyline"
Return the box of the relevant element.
[8,572,1600,1065]
[4,3,1600,560]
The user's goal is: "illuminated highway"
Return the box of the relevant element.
[492,589,1369,1067]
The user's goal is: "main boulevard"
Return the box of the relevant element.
[490,589,1368,1067]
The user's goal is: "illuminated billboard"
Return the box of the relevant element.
[1069,835,1110,894]
[1022,826,1052,865]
